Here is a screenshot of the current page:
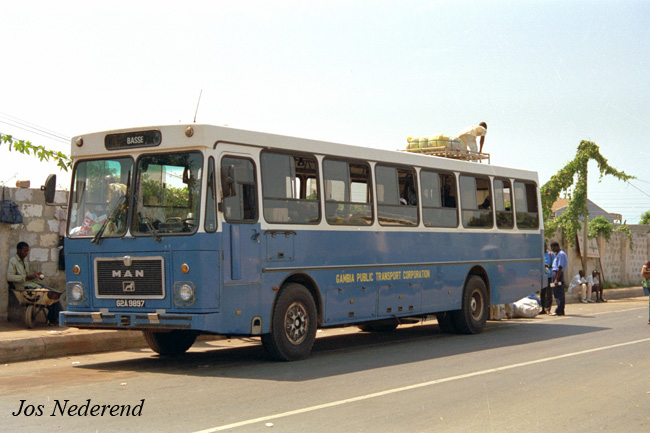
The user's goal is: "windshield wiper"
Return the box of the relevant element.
[91,194,126,244]
[144,219,162,243]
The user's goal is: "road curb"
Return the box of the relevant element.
[0,330,146,364]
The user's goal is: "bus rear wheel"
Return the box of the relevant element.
[453,276,488,334]
[436,311,459,333]
[143,330,197,356]
[262,283,317,362]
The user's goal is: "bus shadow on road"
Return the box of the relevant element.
[78,319,610,381]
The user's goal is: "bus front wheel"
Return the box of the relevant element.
[453,276,488,334]
[143,330,197,356]
[262,283,317,362]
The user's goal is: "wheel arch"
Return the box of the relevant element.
[274,272,323,326]
[465,265,491,301]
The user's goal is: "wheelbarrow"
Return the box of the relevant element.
[9,284,63,328]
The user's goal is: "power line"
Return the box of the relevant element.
[0,112,70,145]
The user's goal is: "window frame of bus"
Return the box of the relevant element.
[205,156,217,233]
[260,150,321,225]
[375,163,419,227]
[67,156,134,238]
[131,151,203,237]
[220,155,259,224]
[493,178,514,230]
[420,169,459,228]
[323,157,374,226]
[459,174,494,229]
[514,180,540,229]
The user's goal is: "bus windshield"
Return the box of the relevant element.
[132,152,203,236]
[69,157,133,238]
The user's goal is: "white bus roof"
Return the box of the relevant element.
[72,124,538,182]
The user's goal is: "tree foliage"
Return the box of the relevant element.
[640,210,650,225]
[540,140,634,245]
[1,133,72,172]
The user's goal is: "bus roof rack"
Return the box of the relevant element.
[400,146,491,164]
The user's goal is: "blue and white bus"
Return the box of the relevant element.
[46,124,544,361]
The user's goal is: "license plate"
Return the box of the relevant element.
[116,299,146,308]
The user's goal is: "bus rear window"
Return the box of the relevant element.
[514,181,539,229]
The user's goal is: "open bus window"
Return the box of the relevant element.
[376,165,418,226]
[133,152,202,235]
[261,152,319,224]
[420,170,458,228]
[68,158,132,237]
[221,156,258,223]
[460,175,493,228]
[514,181,539,229]
[324,159,372,226]
[494,179,514,229]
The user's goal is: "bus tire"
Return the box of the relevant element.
[358,318,399,332]
[143,330,197,356]
[453,276,488,334]
[262,283,317,362]
[436,311,459,334]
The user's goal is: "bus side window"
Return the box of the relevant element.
[261,152,319,224]
[205,157,217,232]
[376,165,418,226]
[421,170,458,228]
[460,175,493,228]
[324,159,373,226]
[514,181,539,229]
[221,157,258,223]
[494,179,514,229]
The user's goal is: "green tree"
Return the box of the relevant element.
[640,210,650,225]
[1,133,71,171]
[540,140,634,272]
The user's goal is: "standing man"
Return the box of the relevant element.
[7,241,61,325]
[458,122,488,154]
[549,241,568,316]
[540,243,555,314]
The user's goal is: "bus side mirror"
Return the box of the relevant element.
[42,174,57,205]
[221,165,236,198]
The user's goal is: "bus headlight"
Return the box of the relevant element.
[174,282,196,306]
[67,282,86,305]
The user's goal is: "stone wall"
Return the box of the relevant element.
[550,225,650,287]
[1,186,68,321]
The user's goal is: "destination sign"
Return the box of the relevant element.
[105,130,161,150]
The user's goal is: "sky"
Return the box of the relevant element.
[2,0,649,222]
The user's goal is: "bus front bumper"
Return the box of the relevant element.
[59,310,220,332]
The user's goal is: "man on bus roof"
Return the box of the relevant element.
[458,122,488,154]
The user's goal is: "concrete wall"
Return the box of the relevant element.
[549,225,650,287]
[1,187,68,321]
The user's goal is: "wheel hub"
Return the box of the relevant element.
[285,302,308,345]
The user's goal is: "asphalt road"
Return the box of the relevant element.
[2,297,649,433]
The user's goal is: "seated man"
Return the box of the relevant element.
[587,270,606,302]
[7,241,61,325]
[569,270,594,303]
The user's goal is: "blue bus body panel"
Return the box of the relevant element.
[62,226,543,335]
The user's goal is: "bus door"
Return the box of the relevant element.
[219,155,262,286]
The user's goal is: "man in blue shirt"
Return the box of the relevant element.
[540,243,555,314]
[549,242,568,316]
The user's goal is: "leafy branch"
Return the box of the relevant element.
[1,133,71,172]
[540,140,634,245]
